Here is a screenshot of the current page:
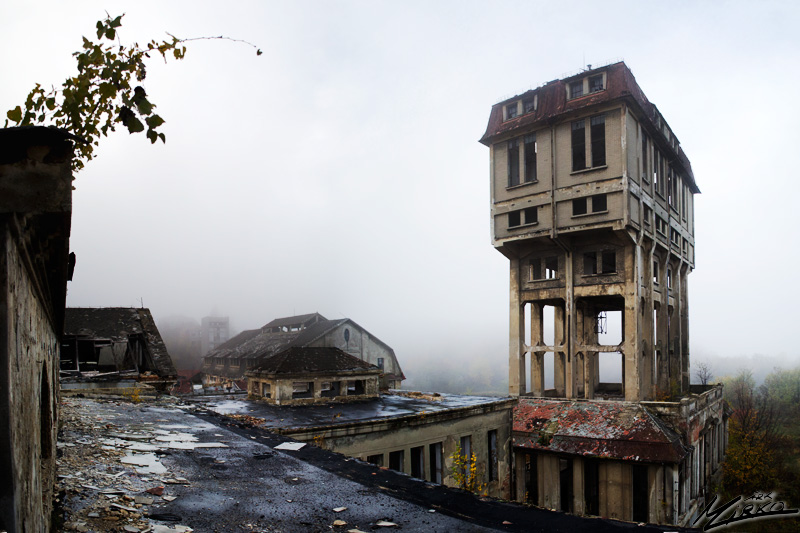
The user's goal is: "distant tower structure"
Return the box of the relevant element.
[200,316,230,356]
[480,61,698,401]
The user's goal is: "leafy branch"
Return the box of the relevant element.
[4,14,260,172]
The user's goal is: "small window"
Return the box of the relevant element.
[389,450,404,472]
[488,430,498,482]
[668,269,673,290]
[506,102,518,120]
[589,75,604,93]
[410,446,424,478]
[508,211,521,227]
[572,120,586,171]
[641,134,649,183]
[523,96,536,113]
[601,251,616,274]
[569,80,583,99]
[590,115,606,167]
[523,207,537,225]
[508,139,520,187]
[545,257,558,279]
[377,357,384,370]
[523,133,537,183]
[573,197,588,216]
[591,194,607,213]
[367,454,384,467]
[653,261,659,284]
[584,252,598,275]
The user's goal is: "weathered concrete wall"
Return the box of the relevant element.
[0,127,72,532]
[285,402,514,499]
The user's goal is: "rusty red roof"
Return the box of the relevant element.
[479,61,699,194]
[513,399,690,464]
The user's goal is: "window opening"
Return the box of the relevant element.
[591,194,607,213]
[632,465,649,522]
[573,197,587,216]
[595,311,607,334]
[367,454,384,466]
[589,74,603,93]
[508,210,521,227]
[545,256,558,279]
[523,207,537,225]
[410,446,424,478]
[389,450,404,472]
[523,96,536,113]
[321,381,341,398]
[292,381,313,399]
[584,458,600,515]
[377,357,384,370]
[505,102,517,120]
[583,252,598,275]
[571,120,586,171]
[488,430,498,481]
[524,134,537,182]
[524,453,538,504]
[261,382,271,398]
[559,458,574,512]
[429,442,443,483]
[601,251,616,273]
[569,81,583,99]
[590,115,606,167]
[641,134,649,182]
[508,139,520,187]
[653,260,659,284]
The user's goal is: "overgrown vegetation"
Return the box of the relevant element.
[719,367,800,531]
[449,444,485,495]
[5,14,259,172]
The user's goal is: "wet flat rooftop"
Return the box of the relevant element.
[188,391,514,430]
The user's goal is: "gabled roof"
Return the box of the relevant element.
[247,347,381,377]
[513,399,690,464]
[65,307,176,379]
[261,312,327,330]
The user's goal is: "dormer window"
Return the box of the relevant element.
[505,102,518,120]
[589,74,604,93]
[569,81,583,99]
[523,96,537,114]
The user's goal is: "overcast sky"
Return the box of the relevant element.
[3,1,799,373]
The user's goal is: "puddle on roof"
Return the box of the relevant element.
[206,400,250,414]
[121,453,168,474]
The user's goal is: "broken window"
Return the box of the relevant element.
[347,379,365,395]
[632,465,649,522]
[523,96,536,113]
[655,216,667,236]
[321,381,341,398]
[668,269,673,290]
[508,210,521,227]
[571,119,586,171]
[366,454,384,466]
[591,193,607,213]
[641,134,649,183]
[524,453,538,504]
[505,102,518,120]
[410,446,424,478]
[292,381,313,399]
[389,450,404,472]
[429,442,443,484]
[653,260,659,284]
[530,256,559,281]
[559,458,574,512]
[569,80,583,99]
[524,134,537,183]
[261,382,271,398]
[459,436,472,486]
[487,430,498,481]
[643,205,652,228]
[590,115,606,167]
[601,251,616,274]
[377,357,384,370]
[584,459,599,515]
[573,197,588,216]
[589,74,604,93]
[653,149,661,193]
[508,139,520,187]
[584,252,598,275]
[524,207,537,224]
[545,256,558,279]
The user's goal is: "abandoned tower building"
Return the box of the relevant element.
[480,62,726,526]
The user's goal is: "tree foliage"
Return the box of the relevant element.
[5,14,260,172]
[694,361,714,386]
[449,444,486,495]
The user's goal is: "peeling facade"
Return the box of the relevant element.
[0,127,73,532]
[480,62,726,525]
[246,346,381,405]
[202,313,404,391]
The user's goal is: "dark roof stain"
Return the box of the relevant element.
[247,346,381,376]
[513,398,690,464]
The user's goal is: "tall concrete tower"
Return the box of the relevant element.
[480,62,698,402]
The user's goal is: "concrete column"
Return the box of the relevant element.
[573,457,585,516]
[668,265,682,394]
[680,264,690,392]
[656,256,670,394]
[531,303,545,396]
[509,259,525,396]
[624,295,640,401]
[641,240,656,399]
[554,304,566,397]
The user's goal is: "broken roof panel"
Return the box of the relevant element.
[513,399,690,464]
[247,346,381,376]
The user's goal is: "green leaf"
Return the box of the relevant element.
[6,106,22,123]
[96,21,104,39]
[124,116,144,133]
[45,98,56,111]
[158,132,166,143]
[145,114,164,128]
[146,129,158,143]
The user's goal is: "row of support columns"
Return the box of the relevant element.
[508,236,691,400]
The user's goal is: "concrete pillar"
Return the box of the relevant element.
[531,303,545,396]
[680,264,690,392]
[655,256,670,394]
[509,259,525,396]
[624,294,640,401]
[573,457,585,515]
[641,241,656,399]
[554,304,566,397]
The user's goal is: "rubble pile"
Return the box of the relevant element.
[56,397,209,533]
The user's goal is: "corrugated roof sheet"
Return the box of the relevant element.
[513,398,690,464]
[247,346,381,376]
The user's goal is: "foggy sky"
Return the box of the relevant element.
[2,1,799,374]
